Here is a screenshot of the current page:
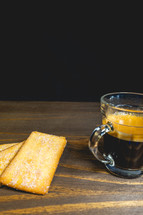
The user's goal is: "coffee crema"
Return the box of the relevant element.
[103,113,143,142]
[102,113,143,169]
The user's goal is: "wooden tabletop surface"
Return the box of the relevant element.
[0,101,143,215]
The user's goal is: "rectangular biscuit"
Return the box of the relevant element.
[0,142,23,176]
[0,143,18,152]
[0,131,67,194]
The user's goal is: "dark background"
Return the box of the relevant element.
[1,4,143,102]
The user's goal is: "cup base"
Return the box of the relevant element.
[105,164,142,179]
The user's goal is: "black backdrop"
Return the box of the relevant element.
[1,5,143,101]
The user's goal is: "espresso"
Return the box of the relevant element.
[103,133,143,169]
[102,113,143,169]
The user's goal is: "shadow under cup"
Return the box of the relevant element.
[89,92,143,178]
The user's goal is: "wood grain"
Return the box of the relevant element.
[0,101,143,215]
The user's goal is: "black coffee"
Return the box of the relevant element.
[103,133,143,169]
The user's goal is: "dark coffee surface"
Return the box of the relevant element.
[104,133,143,169]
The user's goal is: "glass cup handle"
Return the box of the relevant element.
[88,122,115,166]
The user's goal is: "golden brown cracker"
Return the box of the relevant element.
[0,142,23,175]
[0,131,66,194]
[0,143,18,152]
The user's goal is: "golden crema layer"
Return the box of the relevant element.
[103,113,143,142]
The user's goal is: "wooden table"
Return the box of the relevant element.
[0,101,143,215]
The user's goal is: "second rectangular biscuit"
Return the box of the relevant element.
[0,142,23,175]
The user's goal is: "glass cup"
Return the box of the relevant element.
[88,92,143,178]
